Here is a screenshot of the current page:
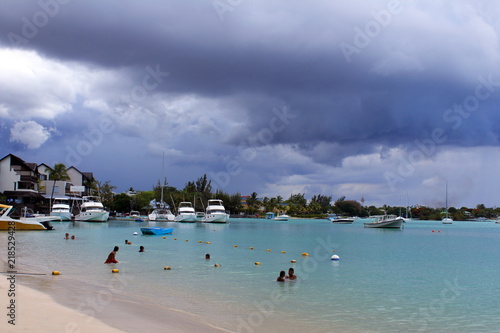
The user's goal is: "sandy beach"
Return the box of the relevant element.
[0,273,232,333]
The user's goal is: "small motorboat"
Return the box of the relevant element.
[274,214,290,221]
[328,214,355,224]
[140,227,174,235]
[363,215,404,229]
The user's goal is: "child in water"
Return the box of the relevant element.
[105,246,119,263]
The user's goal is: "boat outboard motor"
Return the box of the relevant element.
[41,221,54,230]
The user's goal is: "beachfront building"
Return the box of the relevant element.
[0,153,98,213]
[0,154,45,212]
[66,166,95,196]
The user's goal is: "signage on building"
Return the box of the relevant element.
[70,186,85,192]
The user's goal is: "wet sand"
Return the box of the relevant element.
[0,273,233,333]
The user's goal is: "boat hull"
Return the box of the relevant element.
[175,214,197,222]
[148,210,175,221]
[140,227,174,235]
[364,218,404,228]
[330,218,354,224]
[50,211,72,221]
[75,211,110,222]
[0,219,47,230]
[202,213,229,223]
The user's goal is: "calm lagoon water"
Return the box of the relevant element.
[3,218,500,332]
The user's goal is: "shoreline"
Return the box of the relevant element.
[0,275,123,333]
[0,265,233,333]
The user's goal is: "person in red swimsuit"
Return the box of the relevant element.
[105,246,119,263]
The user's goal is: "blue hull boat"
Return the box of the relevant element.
[140,227,174,235]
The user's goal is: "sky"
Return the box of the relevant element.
[1,0,500,208]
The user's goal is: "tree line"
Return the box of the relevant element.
[25,163,500,220]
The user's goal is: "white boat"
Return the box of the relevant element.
[201,199,229,223]
[20,207,62,223]
[0,204,52,230]
[328,214,355,224]
[174,202,197,222]
[74,196,110,222]
[148,153,175,222]
[364,215,404,228]
[442,182,453,224]
[274,214,290,221]
[148,201,175,221]
[50,203,73,221]
[130,210,140,218]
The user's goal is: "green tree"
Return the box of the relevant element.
[98,181,116,208]
[48,163,70,205]
[334,198,362,216]
[112,193,133,212]
[83,176,99,196]
[310,194,332,213]
[246,192,260,214]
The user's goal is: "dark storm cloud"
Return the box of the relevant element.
[3,0,499,155]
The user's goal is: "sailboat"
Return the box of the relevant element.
[148,153,175,222]
[442,182,453,224]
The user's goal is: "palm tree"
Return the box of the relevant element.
[48,163,70,208]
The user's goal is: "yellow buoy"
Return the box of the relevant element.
[185,239,189,242]
[254,262,261,265]
[249,247,254,250]
[266,249,271,252]
[234,245,238,248]
[162,236,166,239]
[51,271,60,275]
[206,241,211,244]
[302,252,309,256]
[111,269,119,273]
[164,266,171,270]
[281,251,286,254]
[198,241,202,243]
[173,238,177,240]
[290,260,297,263]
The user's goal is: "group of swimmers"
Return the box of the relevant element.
[277,268,297,282]
[64,233,75,240]
[105,248,297,282]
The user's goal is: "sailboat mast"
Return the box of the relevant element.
[445,181,448,218]
[161,152,165,203]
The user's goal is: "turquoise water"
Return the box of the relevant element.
[3,218,500,332]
